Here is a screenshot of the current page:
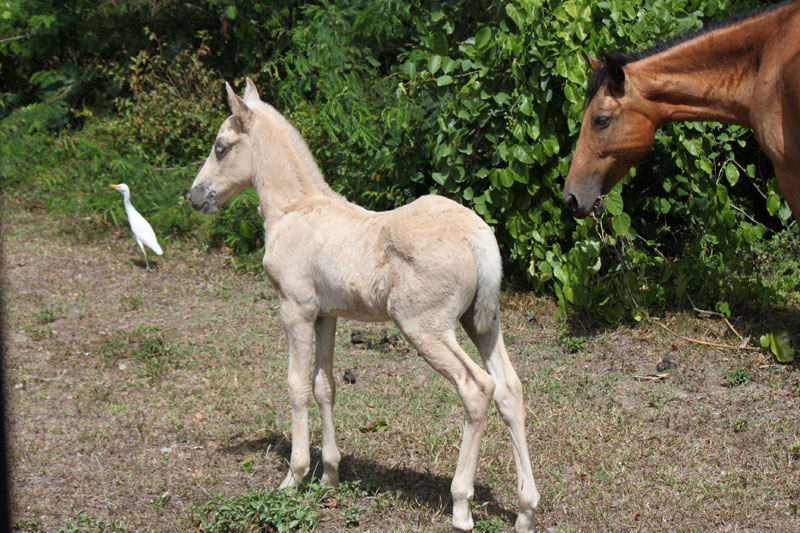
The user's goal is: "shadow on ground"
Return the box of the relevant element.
[220,431,516,524]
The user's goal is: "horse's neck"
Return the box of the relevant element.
[630,8,782,128]
[252,136,343,229]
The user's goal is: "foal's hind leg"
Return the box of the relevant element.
[463,317,539,533]
[313,316,341,486]
[399,322,495,532]
[278,302,315,489]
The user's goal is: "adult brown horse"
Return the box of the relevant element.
[563,1,800,220]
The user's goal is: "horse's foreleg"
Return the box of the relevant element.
[402,325,494,532]
[279,303,315,489]
[465,321,538,533]
[774,165,800,222]
[313,316,340,486]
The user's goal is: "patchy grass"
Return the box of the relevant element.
[4,203,800,532]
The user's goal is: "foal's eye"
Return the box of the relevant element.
[593,115,612,129]
[215,142,231,160]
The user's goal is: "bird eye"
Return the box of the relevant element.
[215,142,231,160]
[593,115,611,129]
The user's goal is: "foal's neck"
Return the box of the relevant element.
[630,8,780,129]
[252,113,343,228]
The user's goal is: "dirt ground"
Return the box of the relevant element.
[4,204,800,532]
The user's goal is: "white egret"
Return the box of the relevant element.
[110,183,163,270]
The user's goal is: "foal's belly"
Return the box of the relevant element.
[315,272,392,323]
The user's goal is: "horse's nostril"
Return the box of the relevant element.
[564,193,579,214]
[592,197,606,215]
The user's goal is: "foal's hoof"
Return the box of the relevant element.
[514,510,535,533]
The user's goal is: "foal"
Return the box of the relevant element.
[189,79,539,532]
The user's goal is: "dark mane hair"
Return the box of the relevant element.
[585,1,795,103]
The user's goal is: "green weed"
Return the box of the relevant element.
[722,366,752,388]
[36,304,62,324]
[238,456,254,473]
[98,325,186,377]
[56,510,129,533]
[118,295,143,311]
[13,517,44,532]
[557,326,589,354]
[24,325,52,341]
[474,517,509,533]
[197,483,330,533]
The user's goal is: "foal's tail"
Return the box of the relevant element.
[466,226,503,334]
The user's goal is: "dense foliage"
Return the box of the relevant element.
[2,0,797,321]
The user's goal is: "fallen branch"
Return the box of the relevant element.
[633,373,671,381]
[690,304,745,341]
[651,319,761,351]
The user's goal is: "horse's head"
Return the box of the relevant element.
[189,79,261,215]
[563,54,657,217]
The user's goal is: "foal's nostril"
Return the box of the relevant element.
[564,193,579,214]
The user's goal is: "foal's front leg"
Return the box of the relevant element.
[313,316,341,486]
[278,302,315,489]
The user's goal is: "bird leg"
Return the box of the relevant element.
[138,241,151,271]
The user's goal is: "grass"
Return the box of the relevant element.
[4,203,800,532]
[97,325,188,377]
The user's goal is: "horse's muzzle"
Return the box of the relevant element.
[562,192,605,218]
[188,183,219,215]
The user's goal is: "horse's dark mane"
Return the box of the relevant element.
[585,1,795,103]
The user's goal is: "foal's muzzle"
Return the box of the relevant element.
[188,183,219,215]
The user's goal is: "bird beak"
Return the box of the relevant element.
[109,184,119,190]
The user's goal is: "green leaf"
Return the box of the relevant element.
[493,92,510,105]
[759,334,771,348]
[612,212,631,235]
[475,27,492,49]
[724,162,739,186]
[512,144,534,164]
[359,420,389,433]
[499,169,515,187]
[769,331,795,363]
[436,75,453,86]
[428,55,442,74]
[605,190,623,216]
[225,5,237,19]
[767,192,781,216]
[431,31,448,56]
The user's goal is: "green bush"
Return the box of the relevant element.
[383,0,789,320]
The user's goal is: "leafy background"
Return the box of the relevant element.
[2,0,797,322]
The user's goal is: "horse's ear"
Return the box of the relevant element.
[225,81,254,132]
[583,52,603,71]
[604,55,626,95]
[243,77,260,103]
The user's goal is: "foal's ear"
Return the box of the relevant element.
[604,55,626,95]
[583,52,603,71]
[225,81,255,132]
[243,77,260,103]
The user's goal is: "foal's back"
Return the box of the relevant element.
[264,193,492,323]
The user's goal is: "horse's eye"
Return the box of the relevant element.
[593,115,611,129]
[215,142,231,160]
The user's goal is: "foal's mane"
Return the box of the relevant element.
[586,0,795,103]
[251,99,343,199]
